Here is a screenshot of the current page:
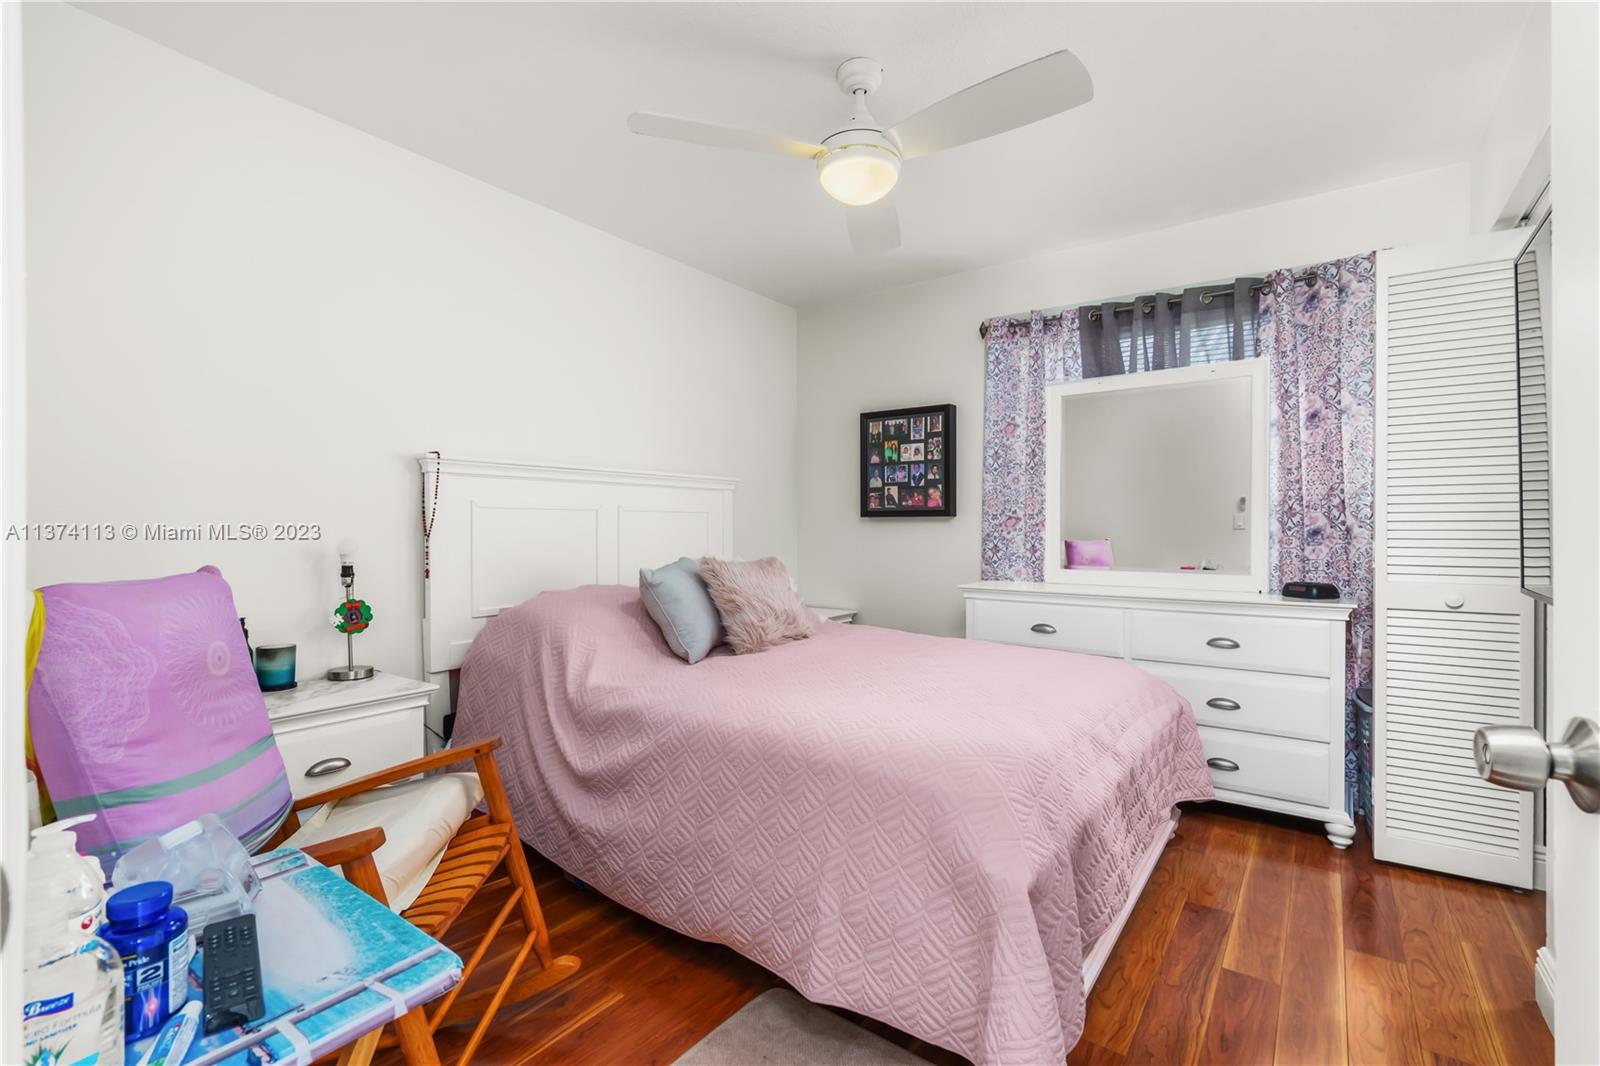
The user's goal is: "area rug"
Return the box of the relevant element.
[673,989,936,1065]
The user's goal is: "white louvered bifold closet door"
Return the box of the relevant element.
[1375,231,1536,888]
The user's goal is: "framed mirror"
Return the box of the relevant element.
[1043,359,1269,591]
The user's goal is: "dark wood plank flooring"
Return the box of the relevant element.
[387,803,1549,1066]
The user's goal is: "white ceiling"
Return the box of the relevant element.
[77,2,1534,307]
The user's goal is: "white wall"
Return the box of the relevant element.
[1469,0,1551,230]
[24,3,798,686]
[798,164,1472,636]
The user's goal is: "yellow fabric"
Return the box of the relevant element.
[24,590,55,823]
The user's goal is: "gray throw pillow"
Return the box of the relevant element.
[639,557,724,664]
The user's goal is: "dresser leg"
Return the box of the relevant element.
[1324,820,1356,849]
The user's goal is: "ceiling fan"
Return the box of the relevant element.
[627,51,1094,256]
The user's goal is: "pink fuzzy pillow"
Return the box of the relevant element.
[698,557,814,654]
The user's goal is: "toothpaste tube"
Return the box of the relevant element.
[136,1001,200,1066]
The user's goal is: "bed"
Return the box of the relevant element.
[419,458,1214,1065]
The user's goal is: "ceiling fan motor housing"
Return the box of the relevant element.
[835,56,885,96]
[817,55,902,206]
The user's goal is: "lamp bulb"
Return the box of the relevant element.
[337,538,358,565]
[817,142,900,207]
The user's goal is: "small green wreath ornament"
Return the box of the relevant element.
[332,598,373,634]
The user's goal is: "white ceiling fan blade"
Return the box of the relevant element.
[627,112,826,159]
[887,50,1094,160]
[846,198,901,257]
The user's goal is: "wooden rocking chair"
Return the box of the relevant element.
[265,738,581,1066]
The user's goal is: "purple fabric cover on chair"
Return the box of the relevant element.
[28,566,291,876]
[1065,538,1115,569]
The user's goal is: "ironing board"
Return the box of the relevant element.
[127,848,462,1066]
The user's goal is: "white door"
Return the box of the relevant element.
[0,3,26,1060]
[1474,7,1599,1061]
[1373,229,1537,888]
[1546,6,1599,1058]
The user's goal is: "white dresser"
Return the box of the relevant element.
[961,581,1356,846]
[264,671,437,799]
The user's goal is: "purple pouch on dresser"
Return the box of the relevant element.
[1065,538,1115,569]
[28,565,291,877]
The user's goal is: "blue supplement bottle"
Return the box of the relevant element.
[99,881,193,1043]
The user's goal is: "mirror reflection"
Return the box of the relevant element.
[1058,374,1254,574]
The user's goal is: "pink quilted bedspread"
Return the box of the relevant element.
[452,586,1213,1064]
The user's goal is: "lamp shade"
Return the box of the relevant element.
[817,143,900,206]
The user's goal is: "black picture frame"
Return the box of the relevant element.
[860,403,956,518]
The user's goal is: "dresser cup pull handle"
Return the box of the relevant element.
[1445,597,1465,610]
[1206,697,1241,711]
[306,757,352,778]
[1207,757,1240,772]
[1206,637,1240,650]
[1030,623,1058,635]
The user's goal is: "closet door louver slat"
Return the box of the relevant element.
[1374,232,1535,888]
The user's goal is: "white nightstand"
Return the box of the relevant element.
[808,605,858,624]
[264,671,438,799]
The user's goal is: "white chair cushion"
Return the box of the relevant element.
[286,772,483,912]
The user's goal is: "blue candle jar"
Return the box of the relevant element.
[99,881,192,1042]
[254,643,297,692]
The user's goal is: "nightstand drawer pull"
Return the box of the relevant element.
[305,757,352,778]
[1030,623,1058,634]
[1207,757,1241,772]
[1206,637,1240,650]
[1205,697,1241,711]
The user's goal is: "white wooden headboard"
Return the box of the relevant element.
[419,457,736,678]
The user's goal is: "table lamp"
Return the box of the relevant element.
[327,539,374,682]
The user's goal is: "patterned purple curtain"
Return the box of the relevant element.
[1258,251,1378,810]
[980,311,1079,581]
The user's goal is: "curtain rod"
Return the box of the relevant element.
[977,269,1320,340]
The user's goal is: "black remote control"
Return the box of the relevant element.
[202,913,265,1035]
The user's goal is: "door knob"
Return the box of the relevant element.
[1474,717,1600,813]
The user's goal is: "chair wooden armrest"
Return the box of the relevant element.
[290,739,502,811]
[298,827,386,871]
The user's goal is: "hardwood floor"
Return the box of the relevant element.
[1073,806,1547,1066]
[393,803,1549,1066]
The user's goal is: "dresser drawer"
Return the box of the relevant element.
[1127,610,1330,676]
[967,597,1123,656]
[1197,726,1331,808]
[273,704,425,799]
[1137,661,1334,742]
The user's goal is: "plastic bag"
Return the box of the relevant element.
[111,814,259,934]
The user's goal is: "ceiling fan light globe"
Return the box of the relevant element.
[817,143,900,207]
